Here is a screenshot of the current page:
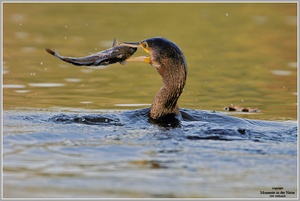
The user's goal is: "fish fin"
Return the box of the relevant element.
[119,61,127,65]
[112,38,118,47]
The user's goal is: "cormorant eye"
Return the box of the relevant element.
[142,42,148,49]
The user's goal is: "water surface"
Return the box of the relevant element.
[3,109,297,198]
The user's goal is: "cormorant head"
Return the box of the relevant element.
[120,37,187,80]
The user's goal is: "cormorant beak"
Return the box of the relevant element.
[119,42,151,64]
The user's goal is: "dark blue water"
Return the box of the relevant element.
[3,108,298,198]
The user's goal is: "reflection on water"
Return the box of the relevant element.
[271,70,292,76]
[3,2,298,198]
[64,78,82,83]
[3,84,26,89]
[28,83,65,87]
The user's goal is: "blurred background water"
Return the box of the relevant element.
[3,3,297,120]
[3,2,298,198]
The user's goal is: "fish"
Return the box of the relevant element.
[45,38,137,66]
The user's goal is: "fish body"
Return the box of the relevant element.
[45,39,137,66]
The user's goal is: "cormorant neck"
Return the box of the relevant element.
[149,63,187,123]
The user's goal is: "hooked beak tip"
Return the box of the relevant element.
[120,41,151,64]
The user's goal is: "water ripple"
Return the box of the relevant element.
[3,109,297,198]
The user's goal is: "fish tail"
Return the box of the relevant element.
[45,48,62,58]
